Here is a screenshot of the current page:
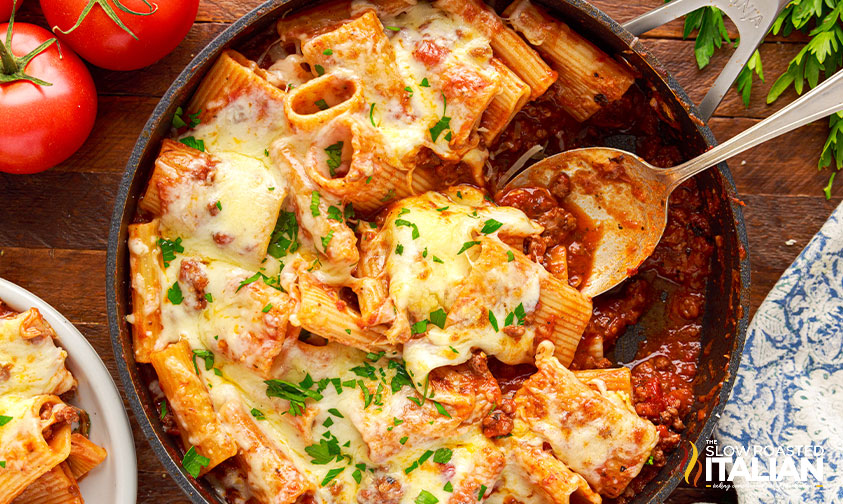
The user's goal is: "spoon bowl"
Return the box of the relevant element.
[504,148,675,297]
[502,68,843,297]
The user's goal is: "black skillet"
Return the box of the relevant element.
[107,0,754,501]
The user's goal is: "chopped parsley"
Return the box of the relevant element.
[457,240,480,255]
[323,48,333,55]
[411,320,428,334]
[327,205,343,221]
[419,77,430,87]
[265,149,270,157]
[237,271,283,292]
[369,103,377,127]
[432,256,444,264]
[405,86,413,96]
[478,484,488,499]
[366,175,373,184]
[267,211,300,258]
[181,446,210,478]
[314,64,325,76]
[0,461,5,468]
[265,379,323,416]
[430,448,452,465]
[0,415,14,426]
[429,93,451,142]
[167,281,183,305]
[315,99,329,110]
[381,188,396,202]
[204,292,213,303]
[323,417,334,428]
[433,401,451,418]
[435,206,449,212]
[321,467,345,486]
[395,219,420,239]
[385,25,401,31]
[481,219,503,234]
[157,237,183,268]
[415,490,439,504]
[328,408,344,418]
[647,455,654,465]
[389,360,413,392]
[488,310,499,331]
[429,308,447,329]
[311,191,321,216]
[251,408,266,420]
[399,436,409,445]
[172,107,201,129]
[396,243,404,255]
[321,230,335,249]
[325,141,343,176]
[444,481,453,492]
[449,345,459,354]
[506,250,515,262]
[191,349,214,374]
[179,136,205,152]
[262,303,273,313]
[159,401,168,420]
[215,200,222,211]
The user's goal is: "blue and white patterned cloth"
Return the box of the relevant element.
[714,201,843,503]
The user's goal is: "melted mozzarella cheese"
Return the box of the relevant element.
[0,310,74,398]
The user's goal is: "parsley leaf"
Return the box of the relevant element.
[167,281,183,305]
[481,219,503,234]
[315,99,329,110]
[251,408,266,420]
[389,360,413,393]
[433,447,453,464]
[327,205,343,221]
[488,310,499,331]
[268,210,300,258]
[429,115,451,142]
[265,379,323,416]
[429,308,447,329]
[311,191,321,216]
[182,446,210,478]
[157,237,183,268]
[411,319,428,334]
[0,415,12,426]
[192,349,214,374]
[457,241,480,254]
[323,48,333,55]
[369,103,377,127]
[314,64,325,76]
[325,141,343,176]
[415,490,439,504]
[179,136,205,152]
[321,467,345,486]
[321,230,335,250]
[506,250,515,262]
[420,77,430,87]
[159,401,168,420]
[395,219,420,239]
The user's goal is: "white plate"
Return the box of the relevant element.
[0,277,137,504]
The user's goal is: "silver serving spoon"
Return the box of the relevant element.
[502,69,843,298]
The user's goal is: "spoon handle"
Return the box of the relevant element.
[664,69,843,190]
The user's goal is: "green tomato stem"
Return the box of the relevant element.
[0,3,56,86]
[52,0,159,42]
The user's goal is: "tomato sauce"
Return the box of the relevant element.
[487,80,714,502]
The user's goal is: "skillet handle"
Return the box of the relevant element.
[622,0,789,121]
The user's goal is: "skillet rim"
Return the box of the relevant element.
[106,1,751,501]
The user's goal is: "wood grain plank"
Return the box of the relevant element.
[709,117,842,199]
[52,96,159,174]
[0,172,119,250]
[0,248,105,324]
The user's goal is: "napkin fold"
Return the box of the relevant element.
[714,201,843,503]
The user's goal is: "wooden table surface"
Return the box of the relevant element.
[1,0,840,502]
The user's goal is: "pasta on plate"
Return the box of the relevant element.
[0,301,107,504]
[128,0,663,502]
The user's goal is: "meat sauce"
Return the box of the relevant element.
[487,80,714,501]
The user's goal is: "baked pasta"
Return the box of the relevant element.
[0,301,107,504]
[126,0,712,502]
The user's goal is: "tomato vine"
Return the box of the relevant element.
[0,4,56,85]
[52,0,158,40]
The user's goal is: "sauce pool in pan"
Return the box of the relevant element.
[488,79,714,502]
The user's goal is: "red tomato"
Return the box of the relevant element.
[0,22,97,174]
[0,0,23,22]
[40,0,198,71]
